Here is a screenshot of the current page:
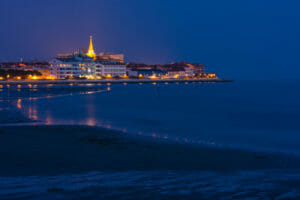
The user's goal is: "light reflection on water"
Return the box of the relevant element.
[45,111,53,125]
[27,103,38,121]
[17,99,22,109]
[17,89,212,147]
[2,81,300,154]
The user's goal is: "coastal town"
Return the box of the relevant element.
[0,36,221,84]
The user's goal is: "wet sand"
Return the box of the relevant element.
[0,125,299,177]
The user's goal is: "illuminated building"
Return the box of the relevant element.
[86,36,96,59]
[0,61,51,79]
[96,52,124,63]
[23,62,51,79]
[50,49,95,79]
[50,36,126,79]
[127,69,167,78]
[95,62,126,78]
[127,62,207,78]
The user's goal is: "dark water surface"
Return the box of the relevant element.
[3,80,300,154]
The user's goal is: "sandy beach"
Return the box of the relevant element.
[1,125,299,177]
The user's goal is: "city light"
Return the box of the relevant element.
[46,75,55,80]
[149,74,158,79]
[0,37,220,83]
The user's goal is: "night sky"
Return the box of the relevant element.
[0,0,299,80]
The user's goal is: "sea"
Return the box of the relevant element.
[0,80,300,199]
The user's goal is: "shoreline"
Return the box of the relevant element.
[0,78,232,85]
[0,125,299,177]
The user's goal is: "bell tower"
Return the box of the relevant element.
[87,36,96,59]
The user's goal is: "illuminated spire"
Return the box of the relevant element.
[87,35,96,59]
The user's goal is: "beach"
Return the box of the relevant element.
[1,125,300,199]
[1,125,300,176]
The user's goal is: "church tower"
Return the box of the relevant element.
[87,36,96,59]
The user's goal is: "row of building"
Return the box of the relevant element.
[0,36,216,80]
[50,36,127,79]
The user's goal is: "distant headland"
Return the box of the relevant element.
[0,36,230,84]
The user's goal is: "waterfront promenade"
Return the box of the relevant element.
[0,78,232,85]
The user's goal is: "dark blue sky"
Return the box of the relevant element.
[0,0,299,80]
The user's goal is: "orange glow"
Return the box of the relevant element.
[208,73,216,78]
[17,99,22,109]
[86,118,96,126]
[16,76,21,80]
[106,74,112,78]
[123,74,128,79]
[45,114,53,125]
[138,74,143,78]
[149,74,158,79]
[6,74,10,79]
[0,77,3,80]
[32,76,38,80]
[85,75,95,80]
[46,75,55,80]
[184,74,190,78]
[28,106,38,121]
[174,74,179,79]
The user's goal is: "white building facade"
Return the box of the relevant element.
[95,62,126,78]
[50,59,126,79]
[50,59,95,79]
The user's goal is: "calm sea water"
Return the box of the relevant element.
[2,80,300,154]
